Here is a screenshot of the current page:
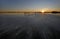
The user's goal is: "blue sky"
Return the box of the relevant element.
[0,0,60,11]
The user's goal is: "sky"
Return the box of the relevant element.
[0,0,60,11]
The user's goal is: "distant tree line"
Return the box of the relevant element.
[51,11,60,13]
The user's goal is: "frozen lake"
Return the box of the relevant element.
[0,13,60,39]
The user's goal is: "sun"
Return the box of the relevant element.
[41,10,45,13]
[41,8,49,13]
[41,10,45,14]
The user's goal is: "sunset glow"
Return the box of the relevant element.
[0,0,60,12]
